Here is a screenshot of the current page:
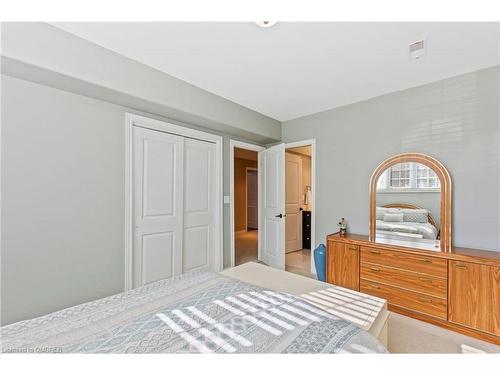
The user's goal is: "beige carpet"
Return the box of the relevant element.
[387,312,500,353]
[235,230,259,266]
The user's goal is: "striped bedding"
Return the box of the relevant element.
[0,271,387,354]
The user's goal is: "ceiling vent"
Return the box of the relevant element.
[409,40,426,60]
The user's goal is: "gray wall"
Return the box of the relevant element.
[0,75,261,325]
[282,65,500,252]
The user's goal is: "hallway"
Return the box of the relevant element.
[235,230,258,266]
[235,230,312,277]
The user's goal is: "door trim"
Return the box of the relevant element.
[229,140,265,268]
[245,167,258,231]
[285,139,316,275]
[124,113,223,291]
[285,152,303,253]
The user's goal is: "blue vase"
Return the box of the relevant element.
[314,244,327,282]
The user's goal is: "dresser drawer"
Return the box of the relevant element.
[360,246,447,277]
[360,279,447,319]
[360,262,447,298]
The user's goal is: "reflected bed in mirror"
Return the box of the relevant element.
[376,203,440,250]
[376,161,440,248]
[369,153,452,252]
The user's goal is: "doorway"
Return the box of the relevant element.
[285,145,313,277]
[230,141,265,267]
[230,139,315,277]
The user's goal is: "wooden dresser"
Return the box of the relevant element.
[327,233,500,345]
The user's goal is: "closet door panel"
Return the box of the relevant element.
[133,127,184,287]
[183,138,216,273]
[141,138,176,217]
[142,232,174,284]
[184,226,210,271]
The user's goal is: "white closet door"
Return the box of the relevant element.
[133,127,184,288]
[183,138,216,273]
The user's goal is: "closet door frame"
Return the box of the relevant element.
[124,113,223,291]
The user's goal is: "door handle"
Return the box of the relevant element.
[275,213,285,218]
[299,208,304,211]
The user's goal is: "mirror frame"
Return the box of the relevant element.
[369,153,452,251]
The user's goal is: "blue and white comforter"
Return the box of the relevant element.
[0,271,387,353]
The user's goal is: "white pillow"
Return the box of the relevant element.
[383,212,404,222]
[376,207,400,220]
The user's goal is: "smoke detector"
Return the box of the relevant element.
[409,39,426,60]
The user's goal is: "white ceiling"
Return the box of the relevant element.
[52,22,500,122]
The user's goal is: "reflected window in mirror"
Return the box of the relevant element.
[377,163,440,192]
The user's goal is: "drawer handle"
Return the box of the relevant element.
[419,297,433,303]
[419,277,433,283]
[455,264,467,270]
[370,250,381,254]
[348,245,357,250]
[370,284,380,289]
[420,259,432,264]
[370,267,381,272]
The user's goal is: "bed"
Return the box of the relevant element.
[376,220,438,239]
[0,267,387,354]
[376,204,439,240]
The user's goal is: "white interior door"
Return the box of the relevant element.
[133,127,184,288]
[285,152,303,253]
[246,170,258,229]
[258,143,285,269]
[183,138,216,273]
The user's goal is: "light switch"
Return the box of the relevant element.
[224,195,230,204]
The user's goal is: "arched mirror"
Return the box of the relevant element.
[369,153,452,252]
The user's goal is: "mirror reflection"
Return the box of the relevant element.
[376,162,440,248]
